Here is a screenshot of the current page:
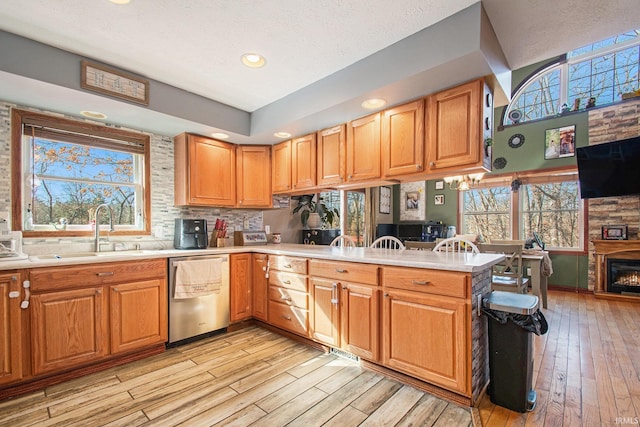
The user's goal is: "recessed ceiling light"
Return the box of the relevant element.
[80,110,107,120]
[241,53,266,68]
[108,0,131,5]
[361,98,387,109]
[274,131,291,139]
[211,132,229,139]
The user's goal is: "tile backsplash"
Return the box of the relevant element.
[0,101,263,252]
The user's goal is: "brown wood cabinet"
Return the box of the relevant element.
[0,272,22,385]
[346,112,381,183]
[236,145,272,208]
[309,277,340,347]
[252,254,269,322]
[381,267,470,395]
[31,286,108,375]
[110,279,167,354]
[381,99,425,178]
[272,140,292,193]
[317,124,346,186]
[174,133,236,207]
[29,259,167,376]
[426,78,491,175]
[291,133,317,191]
[230,253,252,323]
[268,255,309,337]
[309,260,379,361]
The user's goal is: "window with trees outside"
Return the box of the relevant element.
[461,170,584,251]
[320,190,366,246]
[503,29,640,126]
[12,109,151,236]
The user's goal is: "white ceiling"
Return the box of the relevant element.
[0,0,639,143]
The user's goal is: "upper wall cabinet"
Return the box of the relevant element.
[426,78,492,175]
[174,133,236,207]
[381,100,425,178]
[346,112,381,183]
[292,133,317,191]
[317,125,346,187]
[272,140,292,194]
[236,145,272,208]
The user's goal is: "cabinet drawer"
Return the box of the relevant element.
[268,270,308,292]
[381,267,469,298]
[269,255,307,274]
[30,259,167,292]
[309,260,378,285]
[269,301,308,336]
[268,285,308,309]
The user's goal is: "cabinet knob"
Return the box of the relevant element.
[429,162,435,167]
[384,292,389,297]
[282,314,292,321]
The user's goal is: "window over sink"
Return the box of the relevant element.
[11,109,151,237]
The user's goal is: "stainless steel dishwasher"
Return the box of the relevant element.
[168,254,230,345]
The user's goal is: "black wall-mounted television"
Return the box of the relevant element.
[576,136,640,199]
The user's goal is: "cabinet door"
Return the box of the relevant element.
[31,287,108,375]
[382,289,469,394]
[237,145,272,208]
[341,283,379,361]
[382,100,425,178]
[252,254,269,321]
[175,133,236,206]
[110,279,168,354]
[346,113,381,183]
[426,79,482,173]
[0,273,22,385]
[317,125,346,186]
[291,133,317,191]
[230,253,252,323]
[272,140,292,193]
[309,278,340,347]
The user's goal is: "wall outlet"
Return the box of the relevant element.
[527,267,532,276]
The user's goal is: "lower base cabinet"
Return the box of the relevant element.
[31,287,108,376]
[110,279,167,354]
[382,288,469,395]
[0,272,23,385]
[309,278,340,347]
[340,282,379,361]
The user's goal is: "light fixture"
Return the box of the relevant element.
[443,173,484,191]
[241,53,266,68]
[273,131,291,139]
[211,132,229,139]
[80,110,107,120]
[108,0,131,4]
[361,98,387,109]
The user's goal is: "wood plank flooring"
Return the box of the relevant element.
[0,327,470,426]
[3,290,638,426]
[479,290,640,427]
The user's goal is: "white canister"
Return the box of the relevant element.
[446,226,456,238]
[272,233,281,244]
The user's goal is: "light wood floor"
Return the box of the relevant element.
[479,290,640,426]
[0,327,471,426]
[2,290,638,427]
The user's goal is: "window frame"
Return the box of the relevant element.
[458,167,587,254]
[11,108,151,237]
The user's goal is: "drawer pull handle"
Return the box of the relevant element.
[97,272,115,277]
[411,280,430,285]
[281,296,292,301]
[20,280,31,309]
[335,269,347,273]
[282,314,292,320]
[284,264,292,269]
[283,280,291,285]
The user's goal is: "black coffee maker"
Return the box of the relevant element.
[174,219,208,249]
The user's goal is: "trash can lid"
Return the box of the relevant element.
[483,291,539,315]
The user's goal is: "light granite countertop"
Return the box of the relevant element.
[0,243,504,273]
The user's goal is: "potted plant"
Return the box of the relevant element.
[293,194,340,229]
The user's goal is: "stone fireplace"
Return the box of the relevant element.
[593,240,640,300]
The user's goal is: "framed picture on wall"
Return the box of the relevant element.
[435,180,444,190]
[434,194,445,205]
[379,186,391,214]
[400,181,425,221]
[545,125,576,159]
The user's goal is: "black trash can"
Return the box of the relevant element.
[482,291,548,413]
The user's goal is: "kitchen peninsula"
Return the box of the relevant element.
[0,244,503,406]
